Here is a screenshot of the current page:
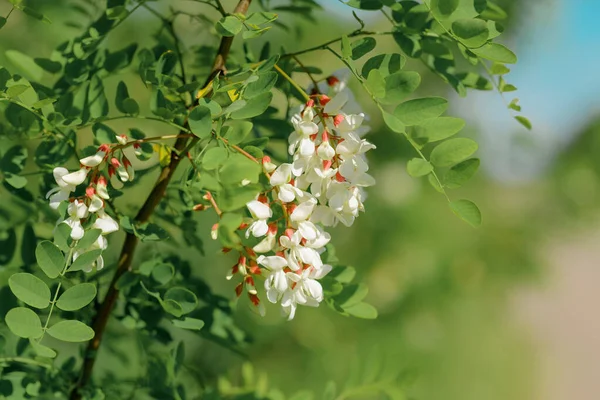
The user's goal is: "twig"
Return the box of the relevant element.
[291,55,319,91]
[281,30,395,58]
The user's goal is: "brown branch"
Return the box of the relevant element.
[70,1,253,398]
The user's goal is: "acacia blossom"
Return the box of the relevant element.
[46,134,139,272]
[233,72,375,319]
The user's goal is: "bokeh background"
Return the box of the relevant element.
[1,0,600,399]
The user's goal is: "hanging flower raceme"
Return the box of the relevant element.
[46,133,140,272]
[219,79,376,320]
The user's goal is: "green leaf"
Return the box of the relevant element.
[5,307,43,339]
[406,158,433,177]
[75,229,102,251]
[0,17,6,30]
[92,123,117,145]
[136,223,169,242]
[189,105,213,139]
[449,199,482,227]
[230,92,272,119]
[456,72,493,90]
[362,53,405,78]
[0,229,17,265]
[47,320,95,342]
[515,115,532,130]
[219,154,261,185]
[218,212,243,248]
[452,18,489,48]
[115,81,131,114]
[202,147,229,170]
[216,16,243,37]
[395,97,448,125]
[343,0,383,10]
[151,263,174,285]
[172,317,205,331]
[8,273,51,309]
[365,69,386,99]
[56,283,97,311]
[162,299,184,317]
[341,35,352,59]
[351,37,376,60]
[344,302,378,319]
[69,249,103,272]
[35,241,64,279]
[430,138,478,167]
[413,117,465,142]
[444,158,480,188]
[328,266,356,283]
[508,98,521,112]
[198,98,222,116]
[165,287,198,315]
[246,11,278,26]
[21,6,50,23]
[244,72,277,99]
[334,283,368,308]
[490,62,510,75]
[5,50,44,81]
[30,341,56,358]
[219,184,262,212]
[381,111,405,133]
[85,75,109,120]
[34,58,61,74]
[222,121,253,145]
[430,0,459,16]
[471,43,517,64]
[381,71,421,104]
[53,224,72,252]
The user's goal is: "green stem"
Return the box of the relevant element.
[39,246,75,342]
[274,64,310,101]
[77,115,193,134]
[282,30,395,58]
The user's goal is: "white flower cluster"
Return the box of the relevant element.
[237,76,376,320]
[46,135,137,272]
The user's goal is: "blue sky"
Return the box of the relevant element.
[456,0,600,181]
[327,1,600,180]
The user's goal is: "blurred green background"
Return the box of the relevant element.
[2,0,600,399]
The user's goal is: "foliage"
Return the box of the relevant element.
[0,0,525,398]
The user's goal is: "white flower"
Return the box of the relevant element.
[253,225,277,253]
[253,232,277,253]
[280,265,331,320]
[63,200,89,240]
[245,200,272,238]
[116,134,128,145]
[46,167,76,209]
[289,113,318,157]
[92,210,119,234]
[317,140,335,160]
[88,194,104,213]
[290,198,319,241]
[257,255,289,303]
[338,157,376,187]
[335,132,376,160]
[324,91,348,115]
[96,176,110,200]
[61,168,89,186]
[80,150,106,168]
[270,164,302,203]
[279,229,323,271]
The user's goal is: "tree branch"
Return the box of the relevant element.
[70,1,253,398]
